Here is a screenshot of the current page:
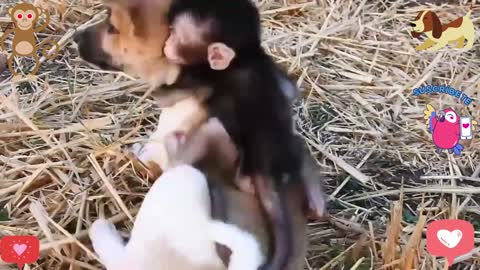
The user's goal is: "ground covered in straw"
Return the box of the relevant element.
[0,0,479,269]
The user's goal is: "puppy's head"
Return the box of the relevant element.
[75,0,179,85]
[410,10,442,39]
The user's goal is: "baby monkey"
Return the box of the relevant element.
[161,0,326,269]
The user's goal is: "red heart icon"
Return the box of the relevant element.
[463,123,470,129]
[0,235,39,270]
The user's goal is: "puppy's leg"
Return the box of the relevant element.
[89,219,127,269]
[415,39,435,51]
[130,121,168,178]
[164,117,239,170]
[132,97,207,172]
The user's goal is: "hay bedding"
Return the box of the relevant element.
[0,0,479,269]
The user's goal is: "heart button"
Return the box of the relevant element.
[462,123,470,129]
[13,243,27,256]
[437,229,463,248]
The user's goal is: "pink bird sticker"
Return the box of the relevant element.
[423,104,477,155]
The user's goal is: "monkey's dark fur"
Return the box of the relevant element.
[165,0,322,269]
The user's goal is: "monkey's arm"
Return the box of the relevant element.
[300,152,327,219]
[34,9,50,33]
[0,29,14,52]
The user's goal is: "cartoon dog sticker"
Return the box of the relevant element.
[411,7,475,51]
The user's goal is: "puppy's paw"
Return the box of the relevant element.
[90,218,117,240]
[89,219,126,268]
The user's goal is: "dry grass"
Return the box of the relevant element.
[0,0,479,269]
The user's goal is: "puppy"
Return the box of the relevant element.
[89,164,264,270]
[74,0,180,86]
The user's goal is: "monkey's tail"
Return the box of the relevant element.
[38,39,59,60]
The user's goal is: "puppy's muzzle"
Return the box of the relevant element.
[74,27,120,71]
[409,22,416,27]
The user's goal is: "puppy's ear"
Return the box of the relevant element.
[127,6,148,38]
[430,12,442,39]
[215,242,232,267]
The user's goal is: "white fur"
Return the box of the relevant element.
[209,221,264,270]
[89,219,128,269]
[89,165,264,270]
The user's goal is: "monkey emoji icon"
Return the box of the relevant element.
[0,3,59,82]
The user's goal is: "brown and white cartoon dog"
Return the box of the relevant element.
[410,9,475,51]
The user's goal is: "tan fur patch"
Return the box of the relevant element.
[100,0,180,86]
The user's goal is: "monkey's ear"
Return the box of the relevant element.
[8,7,13,16]
[208,43,235,71]
[37,7,42,14]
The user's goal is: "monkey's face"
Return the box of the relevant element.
[164,14,209,65]
[74,0,177,82]
[164,14,235,71]
[9,4,39,31]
